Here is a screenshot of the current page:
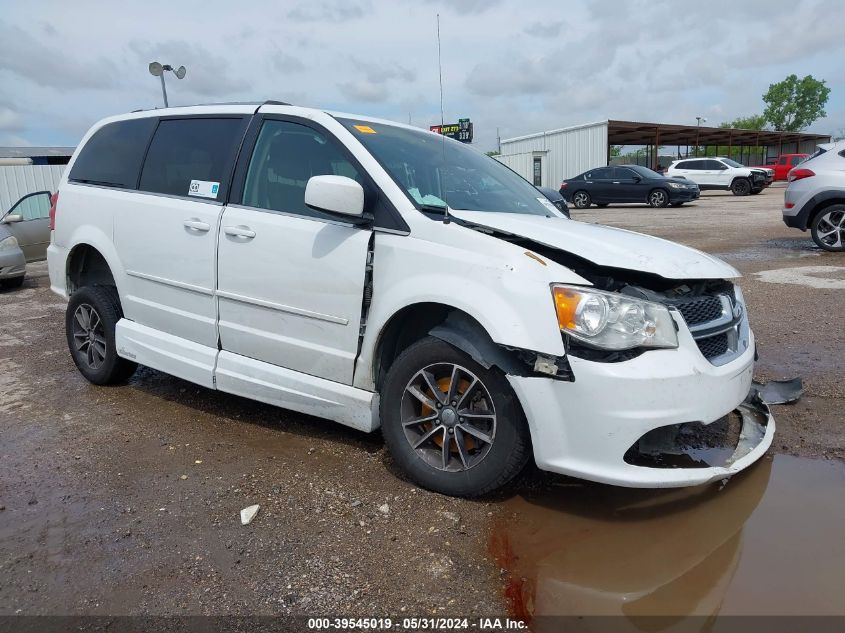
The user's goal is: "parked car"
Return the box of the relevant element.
[755,153,808,181]
[560,165,700,209]
[535,185,570,218]
[782,140,845,251]
[0,190,53,289]
[666,158,768,196]
[48,103,772,496]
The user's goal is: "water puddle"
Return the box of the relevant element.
[491,455,845,627]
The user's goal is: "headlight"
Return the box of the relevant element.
[0,236,19,251]
[667,182,684,189]
[551,285,678,350]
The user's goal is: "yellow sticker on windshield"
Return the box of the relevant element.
[353,125,377,134]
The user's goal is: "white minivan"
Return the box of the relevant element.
[47,103,773,496]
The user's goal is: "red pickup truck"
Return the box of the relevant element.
[755,153,809,181]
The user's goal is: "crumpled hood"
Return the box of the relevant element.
[450,211,739,280]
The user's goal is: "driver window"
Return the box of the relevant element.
[242,120,362,219]
[10,192,51,221]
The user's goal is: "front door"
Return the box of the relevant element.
[612,167,647,203]
[216,117,372,385]
[2,191,52,261]
[113,115,249,348]
[532,156,542,186]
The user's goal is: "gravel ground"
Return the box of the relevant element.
[1,183,842,618]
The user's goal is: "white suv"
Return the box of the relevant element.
[47,103,773,496]
[666,157,768,196]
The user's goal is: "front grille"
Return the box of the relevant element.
[676,295,723,326]
[696,332,729,359]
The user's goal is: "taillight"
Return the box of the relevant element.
[788,168,815,182]
[560,182,568,189]
[49,191,59,230]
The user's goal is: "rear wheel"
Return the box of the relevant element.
[648,189,669,208]
[380,336,530,497]
[731,178,751,196]
[811,205,845,252]
[0,275,24,290]
[572,191,591,209]
[66,286,137,385]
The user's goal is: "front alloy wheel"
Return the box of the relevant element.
[811,205,845,251]
[401,363,496,472]
[648,189,669,208]
[380,336,530,496]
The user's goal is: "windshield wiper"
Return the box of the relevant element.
[418,203,449,214]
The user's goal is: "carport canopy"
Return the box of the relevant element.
[608,120,830,151]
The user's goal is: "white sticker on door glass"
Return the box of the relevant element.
[188,180,220,199]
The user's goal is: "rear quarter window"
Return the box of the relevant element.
[68,118,157,188]
[138,117,248,200]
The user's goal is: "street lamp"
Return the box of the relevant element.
[695,116,707,156]
[148,62,186,108]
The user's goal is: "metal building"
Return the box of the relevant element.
[495,120,831,189]
[0,147,73,213]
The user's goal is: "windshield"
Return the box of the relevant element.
[337,118,554,216]
[722,158,744,168]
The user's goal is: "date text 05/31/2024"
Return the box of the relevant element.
[307,617,527,630]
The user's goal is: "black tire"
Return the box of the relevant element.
[380,336,531,497]
[648,189,669,208]
[66,286,137,385]
[750,188,762,195]
[670,202,685,207]
[810,204,845,252]
[0,275,25,290]
[571,190,591,209]
[731,178,751,196]
[596,203,609,208]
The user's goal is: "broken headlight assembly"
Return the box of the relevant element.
[551,285,678,351]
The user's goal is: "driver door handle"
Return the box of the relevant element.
[224,225,256,239]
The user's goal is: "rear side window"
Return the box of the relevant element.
[585,167,613,179]
[138,117,247,200]
[674,161,692,170]
[69,118,157,188]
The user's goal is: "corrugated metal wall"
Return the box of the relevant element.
[497,121,608,187]
[0,165,65,213]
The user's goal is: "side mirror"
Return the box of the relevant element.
[1,214,22,224]
[719,165,728,170]
[632,175,642,182]
[304,175,365,219]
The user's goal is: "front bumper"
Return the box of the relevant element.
[668,188,699,202]
[509,323,774,488]
[0,247,26,280]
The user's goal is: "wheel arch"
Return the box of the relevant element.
[66,243,117,295]
[807,197,845,229]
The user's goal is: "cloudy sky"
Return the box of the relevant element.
[1,0,843,152]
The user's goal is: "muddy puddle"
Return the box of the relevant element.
[491,455,845,629]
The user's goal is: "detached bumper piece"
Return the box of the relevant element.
[624,387,773,470]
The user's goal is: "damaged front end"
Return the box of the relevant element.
[624,387,774,470]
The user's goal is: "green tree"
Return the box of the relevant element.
[485,150,500,157]
[719,114,767,130]
[610,145,623,158]
[763,74,830,131]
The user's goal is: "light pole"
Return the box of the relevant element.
[148,62,186,108]
[695,116,707,156]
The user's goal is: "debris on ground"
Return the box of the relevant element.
[751,378,803,405]
[240,504,260,525]
[378,503,390,514]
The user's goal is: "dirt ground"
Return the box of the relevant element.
[1,184,843,619]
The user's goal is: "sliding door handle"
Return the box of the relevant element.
[183,219,210,232]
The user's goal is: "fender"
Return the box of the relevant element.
[352,230,586,391]
[792,190,845,230]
